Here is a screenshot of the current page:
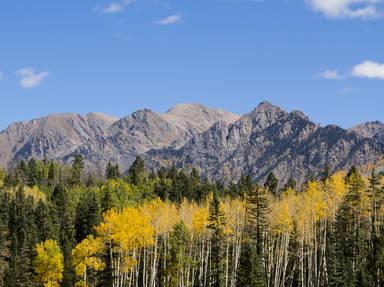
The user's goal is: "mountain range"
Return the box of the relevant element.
[1,102,383,184]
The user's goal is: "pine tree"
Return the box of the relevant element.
[105,161,120,180]
[5,187,38,287]
[101,188,114,214]
[366,170,384,286]
[16,160,29,185]
[264,172,279,196]
[208,191,226,287]
[27,158,39,187]
[51,184,75,287]
[237,238,256,287]
[0,217,7,286]
[329,199,354,287]
[154,176,169,201]
[322,164,331,183]
[48,162,57,186]
[35,201,56,242]
[330,169,367,286]
[70,154,84,186]
[286,222,301,287]
[75,191,100,243]
[248,186,270,257]
[166,221,191,287]
[127,156,147,185]
[237,186,269,287]
[0,190,10,286]
[283,177,297,192]
[238,175,253,199]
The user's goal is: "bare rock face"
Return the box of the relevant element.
[349,121,384,141]
[145,102,384,184]
[0,113,117,168]
[0,104,240,174]
[162,103,241,136]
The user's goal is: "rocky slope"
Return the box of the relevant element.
[162,103,240,136]
[145,102,384,184]
[349,121,384,141]
[0,113,117,169]
[0,104,240,173]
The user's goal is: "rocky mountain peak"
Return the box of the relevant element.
[131,108,157,120]
[84,112,117,124]
[162,103,240,135]
[289,110,309,121]
[238,101,287,133]
[249,101,284,117]
[165,103,206,113]
[349,121,384,139]
[144,102,384,185]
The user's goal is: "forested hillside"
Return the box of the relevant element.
[0,156,384,287]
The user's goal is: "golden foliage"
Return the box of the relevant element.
[24,185,47,204]
[222,198,246,237]
[140,198,179,236]
[96,207,154,252]
[269,173,348,240]
[34,240,64,287]
[72,235,105,278]
[191,204,209,236]
[269,190,294,235]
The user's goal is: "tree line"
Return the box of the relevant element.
[0,156,383,287]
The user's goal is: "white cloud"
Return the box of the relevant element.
[103,3,125,13]
[317,69,344,79]
[352,60,384,79]
[15,68,49,89]
[95,0,134,14]
[307,0,384,19]
[155,14,182,25]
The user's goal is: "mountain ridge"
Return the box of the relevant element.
[0,104,240,173]
[0,102,383,183]
[144,102,384,184]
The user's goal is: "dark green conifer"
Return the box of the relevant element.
[70,154,84,186]
[208,191,226,287]
[127,156,147,185]
[264,172,279,196]
[75,190,100,242]
[166,221,191,287]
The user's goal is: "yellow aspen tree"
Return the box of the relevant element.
[72,235,105,287]
[191,202,210,287]
[324,171,347,220]
[139,198,179,287]
[222,198,246,287]
[34,240,64,287]
[96,207,154,287]
[24,185,47,205]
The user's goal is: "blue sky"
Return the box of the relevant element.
[0,0,383,130]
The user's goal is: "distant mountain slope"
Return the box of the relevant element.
[349,121,384,141]
[145,102,384,184]
[0,104,240,173]
[1,102,383,183]
[162,103,241,136]
[0,113,117,168]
